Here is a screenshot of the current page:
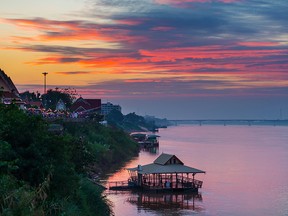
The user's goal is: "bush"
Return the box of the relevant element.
[0,105,114,215]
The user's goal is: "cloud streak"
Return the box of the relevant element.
[1,0,288,101]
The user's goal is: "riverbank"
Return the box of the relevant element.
[62,121,139,178]
[0,104,138,215]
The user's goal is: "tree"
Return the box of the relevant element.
[41,87,78,110]
[124,112,145,125]
[106,109,124,126]
[19,91,41,102]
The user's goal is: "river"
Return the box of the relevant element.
[106,125,288,216]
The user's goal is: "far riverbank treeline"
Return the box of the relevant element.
[0,104,138,215]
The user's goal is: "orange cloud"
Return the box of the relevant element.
[55,71,92,75]
[124,79,157,83]
[3,18,147,44]
[3,16,287,93]
[26,56,81,65]
[19,42,287,84]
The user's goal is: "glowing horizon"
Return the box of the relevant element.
[1,0,287,118]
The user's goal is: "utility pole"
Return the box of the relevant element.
[42,72,48,94]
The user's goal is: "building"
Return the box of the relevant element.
[55,99,66,111]
[25,101,44,109]
[126,153,205,192]
[70,97,101,115]
[101,102,122,115]
[0,69,23,106]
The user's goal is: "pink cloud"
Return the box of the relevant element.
[115,19,144,26]
[139,45,285,62]
[154,0,241,7]
[237,41,281,47]
[151,26,175,31]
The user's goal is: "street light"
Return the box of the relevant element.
[42,72,48,94]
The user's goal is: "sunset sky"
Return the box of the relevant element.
[1,0,287,119]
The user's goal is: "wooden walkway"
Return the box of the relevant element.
[107,181,134,190]
[107,178,202,192]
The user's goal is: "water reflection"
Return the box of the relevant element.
[129,191,203,212]
[140,146,159,155]
[108,125,288,216]
[108,190,204,216]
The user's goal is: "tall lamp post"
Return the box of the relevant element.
[42,72,48,94]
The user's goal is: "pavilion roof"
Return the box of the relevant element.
[127,153,205,174]
[128,163,205,174]
[154,153,180,165]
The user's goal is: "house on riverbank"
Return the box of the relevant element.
[70,97,101,116]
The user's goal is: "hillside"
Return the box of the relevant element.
[0,104,138,215]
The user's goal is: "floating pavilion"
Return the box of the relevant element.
[126,153,205,192]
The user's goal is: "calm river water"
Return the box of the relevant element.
[106,125,288,216]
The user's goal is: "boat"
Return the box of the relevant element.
[130,133,160,147]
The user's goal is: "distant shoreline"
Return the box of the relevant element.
[168,119,288,126]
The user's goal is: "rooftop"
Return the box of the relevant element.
[128,153,205,175]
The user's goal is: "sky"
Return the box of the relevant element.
[0,0,288,119]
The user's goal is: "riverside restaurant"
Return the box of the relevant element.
[127,153,206,192]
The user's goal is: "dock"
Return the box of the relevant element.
[107,179,202,192]
[107,180,135,190]
[107,153,205,193]
[130,133,160,147]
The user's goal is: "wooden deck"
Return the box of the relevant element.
[107,177,203,192]
[140,177,202,192]
[108,180,136,190]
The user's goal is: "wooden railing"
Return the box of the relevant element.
[177,177,203,188]
[108,181,129,189]
[140,177,203,190]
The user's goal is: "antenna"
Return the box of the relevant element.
[42,72,48,94]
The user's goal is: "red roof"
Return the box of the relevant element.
[0,69,19,94]
[70,98,101,112]
[1,91,19,99]
[28,101,43,108]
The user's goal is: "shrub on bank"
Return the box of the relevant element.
[0,104,137,215]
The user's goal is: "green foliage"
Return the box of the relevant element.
[106,111,156,131]
[0,141,18,174]
[0,174,47,216]
[0,104,138,215]
[106,109,124,126]
[63,121,138,171]
[77,179,112,216]
[41,87,77,110]
[19,91,41,102]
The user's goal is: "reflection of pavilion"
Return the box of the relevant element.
[127,191,204,213]
[140,145,159,155]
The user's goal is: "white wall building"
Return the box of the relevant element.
[101,102,122,115]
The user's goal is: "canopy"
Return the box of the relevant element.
[127,163,205,175]
[127,153,205,175]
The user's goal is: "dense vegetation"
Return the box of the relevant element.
[0,104,138,215]
[20,88,78,110]
[106,110,171,132]
[106,110,156,131]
